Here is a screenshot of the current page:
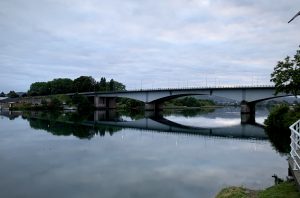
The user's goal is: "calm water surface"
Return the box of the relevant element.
[0,107,287,198]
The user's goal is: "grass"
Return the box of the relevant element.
[216,181,300,198]
[215,186,258,198]
[258,180,300,198]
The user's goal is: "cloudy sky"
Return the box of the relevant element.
[0,0,299,92]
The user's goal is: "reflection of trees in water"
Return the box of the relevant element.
[265,127,290,155]
[22,111,93,123]
[22,112,122,139]
[117,109,145,120]
[163,108,215,117]
[264,105,300,155]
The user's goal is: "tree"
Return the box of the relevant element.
[48,78,73,94]
[113,81,126,91]
[48,97,63,110]
[271,47,300,97]
[98,77,107,91]
[109,79,115,91]
[28,82,50,96]
[7,91,19,98]
[71,94,93,112]
[0,92,5,97]
[73,76,96,93]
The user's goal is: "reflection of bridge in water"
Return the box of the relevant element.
[91,111,267,140]
[0,110,268,140]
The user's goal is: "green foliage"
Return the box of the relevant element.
[264,104,300,154]
[23,112,122,139]
[165,97,215,107]
[216,181,300,198]
[258,181,300,198]
[54,94,72,105]
[7,91,19,98]
[27,76,126,96]
[215,187,250,198]
[271,47,300,97]
[48,97,63,110]
[117,98,144,109]
[71,94,94,112]
[98,77,107,91]
[109,79,114,91]
[48,78,73,94]
[28,82,50,96]
[113,81,126,91]
[73,76,96,92]
[96,77,125,92]
[0,92,5,97]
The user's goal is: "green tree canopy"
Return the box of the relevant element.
[28,82,50,96]
[98,77,107,91]
[109,79,115,91]
[73,76,96,92]
[49,78,73,94]
[271,47,300,97]
[7,91,19,98]
[0,92,5,97]
[27,76,126,96]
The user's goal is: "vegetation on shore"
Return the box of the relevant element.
[264,104,300,154]
[9,94,94,112]
[263,46,300,154]
[215,180,300,198]
[164,97,216,108]
[116,97,217,110]
[0,76,126,98]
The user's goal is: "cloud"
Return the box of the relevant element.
[0,0,299,92]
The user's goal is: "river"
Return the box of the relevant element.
[0,107,288,198]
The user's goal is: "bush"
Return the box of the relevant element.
[264,104,300,154]
[48,98,62,110]
[71,94,94,112]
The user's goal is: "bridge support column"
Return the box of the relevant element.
[240,101,255,124]
[94,110,117,121]
[94,97,117,109]
[145,103,163,111]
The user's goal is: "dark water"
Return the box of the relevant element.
[0,107,288,198]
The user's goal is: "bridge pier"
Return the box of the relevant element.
[240,101,256,124]
[94,110,117,121]
[145,103,163,111]
[94,97,117,109]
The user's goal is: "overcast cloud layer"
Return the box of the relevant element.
[0,0,299,92]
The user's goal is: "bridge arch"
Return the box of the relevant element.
[90,86,291,113]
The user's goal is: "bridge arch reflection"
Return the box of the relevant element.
[0,110,268,140]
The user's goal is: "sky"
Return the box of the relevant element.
[0,0,299,92]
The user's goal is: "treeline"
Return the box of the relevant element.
[165,97,216,107]
[1,76,126,98]
[28,76,125,96]
[0,91,20,98]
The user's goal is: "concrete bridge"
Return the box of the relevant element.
[74,85,289,116]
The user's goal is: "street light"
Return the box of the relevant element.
[288,11,300,23]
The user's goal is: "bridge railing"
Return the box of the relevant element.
[290,119,300,170]
[127,84,275,92]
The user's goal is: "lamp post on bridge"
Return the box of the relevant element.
[288,11,300,23]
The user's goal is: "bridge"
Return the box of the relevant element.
[73,85,289,122]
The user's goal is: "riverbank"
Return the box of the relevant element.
[215,180,300,198]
